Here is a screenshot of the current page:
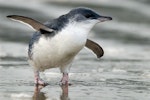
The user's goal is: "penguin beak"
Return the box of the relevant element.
[97,16,112,22]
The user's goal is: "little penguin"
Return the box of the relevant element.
[7,7,112,85]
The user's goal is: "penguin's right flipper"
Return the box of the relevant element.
[7,15,54,33]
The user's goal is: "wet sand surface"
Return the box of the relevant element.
[1,40,150,100]
[1,0,150,100]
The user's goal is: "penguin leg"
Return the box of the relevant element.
[60,73,69,85]
[59,64,71,85]
[34,70,46,86]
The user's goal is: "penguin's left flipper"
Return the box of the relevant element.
[7,15,54,33]
[85,39,104,58]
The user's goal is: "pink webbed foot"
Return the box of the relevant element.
[34,71,47,86]
[60,73,69,85]
[35,78,47,86]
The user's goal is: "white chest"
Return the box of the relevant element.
[31,22,90,70]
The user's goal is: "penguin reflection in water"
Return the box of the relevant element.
[33,85,69,100]
[7,7,112,85]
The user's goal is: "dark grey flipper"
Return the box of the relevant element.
[85,39,104,58]
[7,15,104,58]
[7,15,54,33]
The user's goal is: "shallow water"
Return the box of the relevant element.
[0,0,150,100]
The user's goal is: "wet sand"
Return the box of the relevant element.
[1,40,150,100]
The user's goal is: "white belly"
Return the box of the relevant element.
[30,30,87,71]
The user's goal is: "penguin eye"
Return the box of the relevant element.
[85,14,93,18]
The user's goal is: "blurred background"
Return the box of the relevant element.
[0,0,150,100]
